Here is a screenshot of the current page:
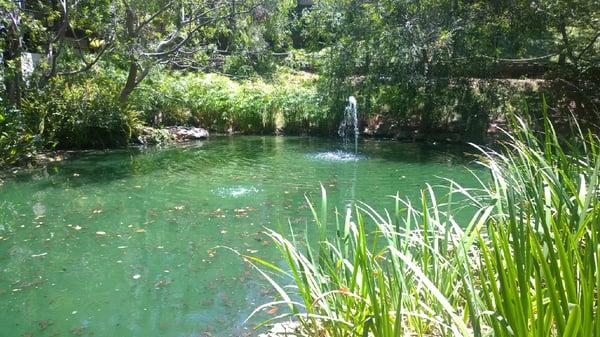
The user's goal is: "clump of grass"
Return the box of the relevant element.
[474,111,600,337]
[246,112,600,337]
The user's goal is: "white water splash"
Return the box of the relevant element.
[214,186,260,198]
[309,150,364,162]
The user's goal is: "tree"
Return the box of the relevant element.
[114,0,264,102]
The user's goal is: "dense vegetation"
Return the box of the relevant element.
[2,0,599,167]
[0,0,597,163]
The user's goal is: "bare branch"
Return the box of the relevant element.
[141,3,259,59]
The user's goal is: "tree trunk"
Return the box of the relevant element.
[119,60,152,104]
[119,60,138,103]
[558,18,576,68]
[3,21,23,108]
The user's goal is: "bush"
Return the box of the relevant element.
[0,100,41,167]
[22,71,136,149]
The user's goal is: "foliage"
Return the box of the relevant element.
[0,99,40,167]
[305,0,599,129]
[21,70,136,149]
[1,0,599,165]
[474,111,600,337]
[249,114,600,336]
[131,70,323,134]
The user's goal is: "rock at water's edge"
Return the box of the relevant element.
[133,126,209,145]
[169,127,209,141]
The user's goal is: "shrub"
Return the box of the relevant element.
[22,71,136,149]
[0,101,41,167]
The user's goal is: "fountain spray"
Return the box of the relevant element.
[338,96,359,153]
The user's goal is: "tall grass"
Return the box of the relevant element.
[474,112,600,337]
[246,114,599,336]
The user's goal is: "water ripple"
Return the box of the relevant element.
[308,150,365,162]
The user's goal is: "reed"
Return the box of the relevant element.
[247,112,600,337]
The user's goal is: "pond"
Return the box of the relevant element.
[0,136,482,337]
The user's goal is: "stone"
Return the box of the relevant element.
[170,127,209,140]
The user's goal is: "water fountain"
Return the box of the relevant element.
[309,96,362,162]
[338,96,359,153]
[337,96,359,209]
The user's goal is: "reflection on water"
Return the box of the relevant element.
[0,136,480,337]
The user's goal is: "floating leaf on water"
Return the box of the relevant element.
[210,208,225,217]
[266,306,279,315]
[95,231,107,236]
[135,228,146,233]
[133,274,141,280]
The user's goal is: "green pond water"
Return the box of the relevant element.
[0,136,482,337]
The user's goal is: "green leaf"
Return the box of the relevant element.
[562,306,581,337]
